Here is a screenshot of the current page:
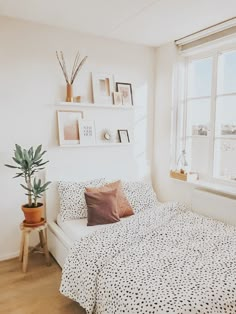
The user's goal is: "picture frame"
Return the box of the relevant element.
[116,82,133,106]
[78,119,96,145]
[92,72,114,104]
[57,110,84,146]
[113,91,123,105]
[118,129,130,143]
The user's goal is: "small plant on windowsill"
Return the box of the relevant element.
[5,144,51,224]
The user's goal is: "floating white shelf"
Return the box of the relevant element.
[57,102,134,110]
[59,142,132,148]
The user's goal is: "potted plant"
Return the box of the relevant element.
[5,144,51,224]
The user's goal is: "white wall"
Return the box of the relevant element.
[0,17,155,260]
[152,43,194,204]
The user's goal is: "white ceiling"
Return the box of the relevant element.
[0,0,235,47]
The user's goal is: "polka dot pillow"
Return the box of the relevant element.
[121,180,159,213]
[58,178,105,221]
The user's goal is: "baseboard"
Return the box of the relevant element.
[0,251,19,261]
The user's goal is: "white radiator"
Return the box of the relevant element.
[192,188,236,226]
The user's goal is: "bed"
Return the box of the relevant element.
[46,167,236,314]
[59,201,236,314]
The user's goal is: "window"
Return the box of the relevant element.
[175,45,236,184]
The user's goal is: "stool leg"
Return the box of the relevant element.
[19,230,25,262]
[23,231,30,272]
[39,230,44,248]
[39,230,51,266]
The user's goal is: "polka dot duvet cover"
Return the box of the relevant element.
[60,202,236,314]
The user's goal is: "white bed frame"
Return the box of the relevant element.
[45,149,140,268]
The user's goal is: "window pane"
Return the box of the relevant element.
[217,50,236,94]
[186,137,210,180]
[214,94,236,180]
[213,139,236,181]
[186,99,211,136]
[215,95,236,137]
[188,57,213,97]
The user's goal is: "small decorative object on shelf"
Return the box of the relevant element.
[113,92,123,105]
[101,129,113,142]
[118,129,130,143]
[177,149,188,172]
[170,170,187,181]
[116,82,133,106]
[56,50,88,102]
[170,149,189,181]
[5,145,51,224]
[188,171,199,182]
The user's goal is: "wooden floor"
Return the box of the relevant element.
[0,253,86,314]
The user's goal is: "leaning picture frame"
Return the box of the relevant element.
[78,119,96,145]
[92,72,114,104]
[116,82,133,106]
[118,129,130,143]
[57,110,84,146]
[113,91,123,105]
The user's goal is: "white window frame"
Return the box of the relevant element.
[173,40,236,187]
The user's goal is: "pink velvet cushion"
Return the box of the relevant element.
[85,189,120,226]
[86,180,134,218]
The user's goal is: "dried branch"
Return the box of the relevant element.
[56,51,69,84]
[56,50,88,85]
[71,56,88,84]
[71,51,80,83]
[60,51,69,84]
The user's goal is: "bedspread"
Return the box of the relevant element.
[60,202,236,314]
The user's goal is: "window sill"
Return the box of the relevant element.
[170,176,236,198]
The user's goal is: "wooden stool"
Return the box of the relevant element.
[19,222,51,272]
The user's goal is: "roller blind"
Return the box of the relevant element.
[175,17,236,51]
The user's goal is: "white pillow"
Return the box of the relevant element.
[121,180,159,213]
[58,178,105,221]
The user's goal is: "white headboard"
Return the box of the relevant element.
[45,146,139,222]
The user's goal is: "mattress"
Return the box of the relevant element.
[57,214,132,242]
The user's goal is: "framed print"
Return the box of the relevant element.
[116,82,133,106]
[113,91,123,105]
[118,129,130,143]
[78,119,96,145]
[57,110,84,146]
[92,72,114,104]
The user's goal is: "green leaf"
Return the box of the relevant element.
[5,164,18,169]
[28,147,34,159]
[12,157,22,165]
[15,149,22,162]
[36,161,49,167]
[20,184,32,192]
[15,144,23,159]
[33,145,42,160]
[23,149,30,164]
[13,173,23,178]
[41,181,51,190]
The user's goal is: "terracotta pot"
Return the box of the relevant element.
[66,83,73,102]
[22,203,43,224]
